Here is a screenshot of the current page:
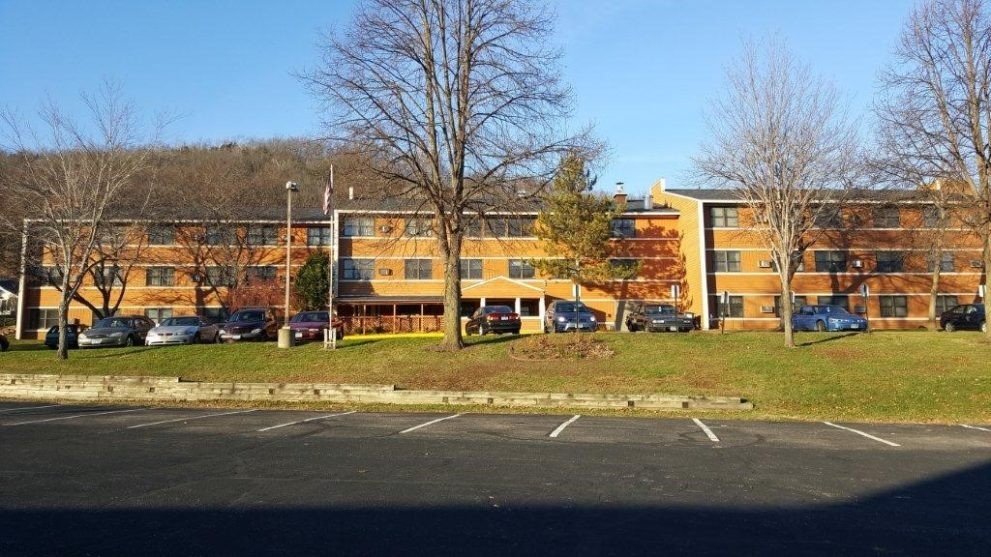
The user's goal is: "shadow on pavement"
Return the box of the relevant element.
[2,460,988,556]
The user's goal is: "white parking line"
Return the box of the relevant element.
[399,413,463,434]
[258,411,357,432]
[127,409,256,429]
[961,424,991,432]
[549,415,581,438]
[0,404,59,414]
[823,421,901,447]
[5,408,145,426]
[692,418,720,443]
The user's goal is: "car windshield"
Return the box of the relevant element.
[233,311,263,322]
[162,317,200,327]
[644,305,675,315]
[486,306,513,313]
[824,306,851,316]
[95,318,129,328]
[555,302,588,313]
[292,312,328,322]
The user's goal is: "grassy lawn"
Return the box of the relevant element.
[2,331,990,423]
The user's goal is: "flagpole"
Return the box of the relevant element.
[328,165,336,350]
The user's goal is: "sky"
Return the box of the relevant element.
[0,0,915,197]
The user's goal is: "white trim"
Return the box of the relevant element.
[462,275,546,293]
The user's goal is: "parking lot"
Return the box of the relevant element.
[1,402,990,555]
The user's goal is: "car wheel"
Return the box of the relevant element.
[944,322,956,333]
[214,333,221,344]
[815,320,826,332]
[628,323,637,332]
[512,328,520,335]
[981,321,987,333]
[336,328,344,341]
[125,336,135,347]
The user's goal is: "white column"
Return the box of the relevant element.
[515,297,521,314]
[538,296,546,322]
[480,297,486,307]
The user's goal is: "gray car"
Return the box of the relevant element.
[544,300,598,333]
[146,316,220,345]
[78,316,155,348]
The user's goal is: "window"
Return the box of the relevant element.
[817,295,850,310]
[508,259,535,279]
[714,295,744,317]
[814,251,847,272]
[813,207,843,228]
[145,308,173,325]
[873,206,901,228]
[485,218,507,237]
[879,295,908,317]
[29,308,59,329]
[204,225,234,246]
[146,267,175,287]
[519,299,540,316]
[710,207,739,228]
[460,259,483,280]
[205,266,237,287]
[201,307,229,321]
[610,219,636,238]
[342,217,374,237]
[245,266,277,284]
[147,225,175,245]
[404,259,432,280]
[463,217,483,237]
[773,295,808,317]
[342,258,374,280]
[30,266,63,287]
[307,227,332,246]
[610,258,641,278]
[246,225,278,246]
[936,295,959,314]
[404,217,434,237]
[713,251,742,272]
[875,251,905,273]
[927,252,954,273]
[923,205,943,228]
[95,266,123,288]
[507,217,535,237]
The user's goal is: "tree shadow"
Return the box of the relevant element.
[796,332,863,346]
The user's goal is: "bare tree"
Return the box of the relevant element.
[693,39,862,347]
[877,0,991,336]
[302,0,589,350]
[0,83,161,359]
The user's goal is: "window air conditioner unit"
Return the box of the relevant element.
[760,305,775,313]
[379,225,393,233]
[970,260,984,268]
[758,260,772,268]
[378,268,392,276]
[851,260,864,269]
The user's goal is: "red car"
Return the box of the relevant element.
[289,311,345,342]
[465,305,522,335]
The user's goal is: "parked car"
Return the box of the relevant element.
[289,311,345,342]
[544,300,597,333]
[792,305,868,332]
[145,316,220,346]
[626,303,694,332]
[219,308,279,342]
[465,305,522,335]
[940,303,986,333]
[78,316,155,348]
[44,324,85,349]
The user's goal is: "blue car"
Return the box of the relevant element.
[44,324,84,349]
[792,305,867,332]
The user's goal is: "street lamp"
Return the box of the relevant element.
[280,181,299,348]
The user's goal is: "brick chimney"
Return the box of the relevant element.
[613,183,627,206]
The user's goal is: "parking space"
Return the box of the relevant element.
[1,402,990,451]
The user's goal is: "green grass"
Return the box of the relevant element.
[3,331,990,423]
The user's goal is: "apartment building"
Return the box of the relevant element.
[653,181,986,330]
[15,193,682,338]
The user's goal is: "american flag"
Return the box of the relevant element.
[323,165,334,216]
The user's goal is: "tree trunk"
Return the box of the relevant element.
[781,282,795,348]
[928,267,941,332]
[437,232,464,350]
[57,273,72,361]
[984,226,991,338]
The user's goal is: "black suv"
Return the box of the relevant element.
[940,303,986,333]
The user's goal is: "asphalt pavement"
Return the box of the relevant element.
[1,401,989,556]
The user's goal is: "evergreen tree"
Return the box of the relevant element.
[532,155,640,300]
[295,253,331,311]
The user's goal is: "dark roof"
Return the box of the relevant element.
[665,188,945,203]
[0,279,16,294]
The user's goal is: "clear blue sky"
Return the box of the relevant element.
[0,0,913,196]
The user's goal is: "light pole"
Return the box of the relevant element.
[279,181,299,348]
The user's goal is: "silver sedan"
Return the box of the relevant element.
[145,316,220,346]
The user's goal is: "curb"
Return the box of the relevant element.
[0,373,753,411]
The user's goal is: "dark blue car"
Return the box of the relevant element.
[44,324,84,349]
[792,305,867,332]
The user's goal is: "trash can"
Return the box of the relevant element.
[277,326,294,348]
